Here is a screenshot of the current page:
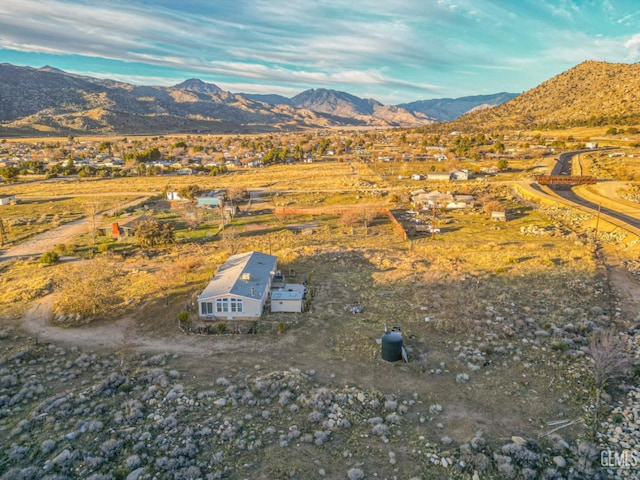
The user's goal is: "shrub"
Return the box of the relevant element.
[39,251,59,265]
[97,243,110,253]
[612,413,624,424]
[632,364,640,378]
[551,341,569,352]
[54,243,74,255]
[277,322,286,334]
[215,322,227,334]
[177,311,189,325]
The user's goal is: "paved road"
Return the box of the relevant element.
[543,150,640,237]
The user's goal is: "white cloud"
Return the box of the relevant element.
[0,0,636,102]
[624,34,640,60]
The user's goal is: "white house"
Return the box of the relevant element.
[412,190,446,207]
[451,169,470,181]
[427,172,452,182]
[271,284,305,313]
[445,194,475,209]
[491,211,507,222]
[198,251,277,320]
[0,194,16,206]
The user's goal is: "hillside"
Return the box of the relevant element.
[399,92,517,122]
[451,61,640,131]
[0,65,430,135]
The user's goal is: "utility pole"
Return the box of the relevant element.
[594,203,601,241]
[0,218,6,247]
[431,202,437,240]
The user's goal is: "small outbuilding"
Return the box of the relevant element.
[270,284,305,313]
[427,172,452,182]
[491,211,507,222]
[0,194,16,206]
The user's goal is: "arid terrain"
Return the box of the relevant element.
[1,130,639,480]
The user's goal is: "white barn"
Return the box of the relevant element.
[271,284,305,313]
[198,251,277,320]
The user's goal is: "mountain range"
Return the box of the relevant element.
[0,63,514,136]
[398,93,518,122]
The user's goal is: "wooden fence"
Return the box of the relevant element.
[272,206,408,241]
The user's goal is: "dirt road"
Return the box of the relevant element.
[0,196,149,262]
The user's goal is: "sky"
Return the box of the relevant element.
[1,0,640,104]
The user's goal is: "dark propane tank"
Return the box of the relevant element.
[381,327,403,362]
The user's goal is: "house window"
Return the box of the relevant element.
[216,298,228,313]
[200,302,213,315]
[230,298,243,312]
[214,298,243,313]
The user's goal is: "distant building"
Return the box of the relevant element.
[196,190,225,208]
[427,172,452,182]
[0,194,16,206]
[412,190,475,210]
[445,194,475,209]
[99,215,154,239]
[450,169,470,180]
[491,211,507,222]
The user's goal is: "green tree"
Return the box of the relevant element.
[497,159,509,171]
[133,218,175,248]
[493,141,505,154]
[62,159,77,175]
[0,166,19,184]
[177,184,202,200]
[39,250,60,265]
[98,141,113,156]
[172,141,188,150]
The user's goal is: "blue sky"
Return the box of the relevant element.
[1,0,640,104]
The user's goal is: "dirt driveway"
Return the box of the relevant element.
[0,196,149,262]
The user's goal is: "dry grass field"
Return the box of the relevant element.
[1,157,639,479]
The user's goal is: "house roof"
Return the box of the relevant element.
[271,284,305,301]
[451,195,475,202]
[198,251,277,302]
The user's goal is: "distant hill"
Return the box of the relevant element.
[451,61,640,131]
[5,61,634,136]
[242,93,291,105]
[241,88,435,125]
[288,88,433,125]
[399,92,517,122]
[173,78,224,95]
[0,64,431,135]
[290,88,379,116]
